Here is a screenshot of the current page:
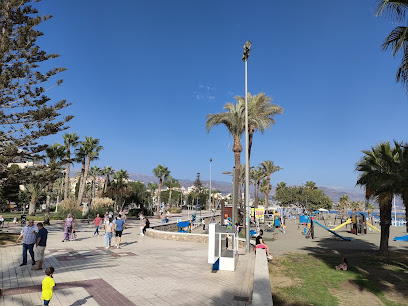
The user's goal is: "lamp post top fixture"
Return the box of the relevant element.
[210,158,212,162]
[242,40,252,61]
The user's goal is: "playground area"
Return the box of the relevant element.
[260,214,408,255]
[259,213,408,305]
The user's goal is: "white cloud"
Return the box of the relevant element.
[193,84,216,103]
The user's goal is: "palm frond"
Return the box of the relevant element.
[376,0,408,22]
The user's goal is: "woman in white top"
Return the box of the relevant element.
[105,218,114,249]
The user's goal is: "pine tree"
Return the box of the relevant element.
[0,0,73,181]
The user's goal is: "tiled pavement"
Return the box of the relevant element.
[0,216,254,305]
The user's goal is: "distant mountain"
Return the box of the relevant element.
[127,173,368,203]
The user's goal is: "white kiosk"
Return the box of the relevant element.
[208,223,238,271]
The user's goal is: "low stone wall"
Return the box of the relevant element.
[252,249,273,306]
[145,228,209,243]
[149,222,179,232]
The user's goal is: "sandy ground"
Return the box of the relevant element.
[260,217,408,256]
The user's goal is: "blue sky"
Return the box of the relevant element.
[35,0,408,189]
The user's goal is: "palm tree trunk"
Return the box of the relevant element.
[103,174,109,194]
[44,181,53,225]
[379,194,392,253]
[254,181,258,208]
[64,149,70,200]
[264,191,268,207]
[77,158,86,201]
[169,188,172,208]
[77,154,91,206]
[29,192,37,215]
[156,180,162,219]
[248,126,255,163]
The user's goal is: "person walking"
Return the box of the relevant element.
[33,222,48,270]
[90,214,102,237]
[62,213,75,242]
[104,217,114,249]
[16,219,38,266]
[42,267,55,305]
[114,214,125,248]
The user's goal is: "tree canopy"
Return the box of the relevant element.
[274,182,333,212]
[0,0,72,182]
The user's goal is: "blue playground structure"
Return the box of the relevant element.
[300,212,352,241]
[313,220,352,241]
[394,234,408,241]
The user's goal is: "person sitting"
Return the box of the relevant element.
[142,218,150,235]
[255,230,273,260]
[335,257,348,271]
[266,222,274,232]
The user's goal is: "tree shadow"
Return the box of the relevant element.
[300,236,408,302]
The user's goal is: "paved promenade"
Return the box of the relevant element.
[0,215,254,306]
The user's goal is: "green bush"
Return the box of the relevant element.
[89,206,113,219]
[127,208,142,217]
[169,207,181,213]
[55,209,83,220]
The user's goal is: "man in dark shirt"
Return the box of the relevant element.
[114,214,125,248]
[256,230,272,260]
[33,222,48,270]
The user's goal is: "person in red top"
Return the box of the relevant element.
[91,214,102,237]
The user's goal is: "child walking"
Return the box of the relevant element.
[42,267,55,305]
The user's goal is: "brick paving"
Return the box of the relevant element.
[0,214,254,305]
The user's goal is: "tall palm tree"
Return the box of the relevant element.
[251,166,266,208]
[356,142,399,253]
[26,171,48,215]
[153,164,170,218]
[102,166,115,194]
[339,194,350,212]
[260,160,282,207]
[88,165,102,198]
[260,179,271,207]
[164,176,180,208]
[77,137,103,206]
[305,181,317,190]
[111,169,129,212]
[74,145,86,200]
[62,132,80,200]
[206,100,245,222]
[148,182,158,212]
[44,143,65,224]
[235,93,283,162]
[376,1,408,91]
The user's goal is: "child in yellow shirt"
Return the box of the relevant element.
[42,267,55,305]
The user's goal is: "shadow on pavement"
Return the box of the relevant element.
[70,295,93,306]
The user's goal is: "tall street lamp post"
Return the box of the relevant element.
[242,40,252,253]
[209,158,212,211]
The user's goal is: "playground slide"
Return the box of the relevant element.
[314,220,352,241]
[394,235,408,242]
[331,219,351,231]
[367,222,380,232]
